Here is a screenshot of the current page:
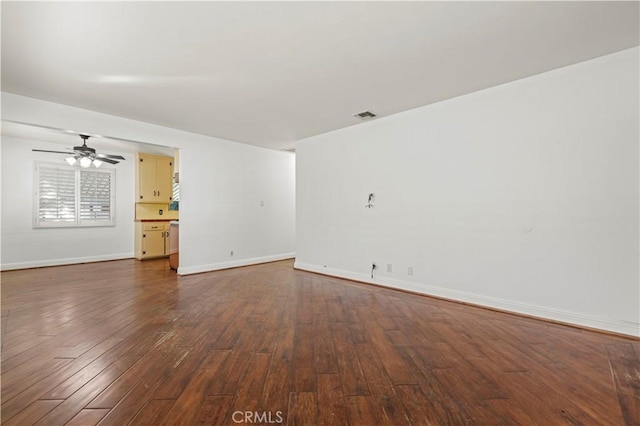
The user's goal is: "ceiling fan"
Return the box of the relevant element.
[32,134,125,168]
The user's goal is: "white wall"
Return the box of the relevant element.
[1,93,296,273]
[179,139,296,274]
[295,47,639,337]
[1,136,135,268]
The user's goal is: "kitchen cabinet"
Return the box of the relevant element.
[134,221,170,259]
[136,153,174,203]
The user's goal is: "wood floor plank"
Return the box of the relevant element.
[354,341,411,424]
[395,384,456,425]
[1,337,125,420]
[42,338,151,400]
[129,399,175,425]
[316,374,349,426]
[150,345,211,400]
[287,392,317,426]
[292,323,316,392]
[0,335,55,362]
[32,355,141,425]
[159,350,232,426]
[430,367,506,422]
[195,395,234,425]
[1,259,637,425]
[208,349,253,396]
[606,342,640,425]
[1,309,9,342]
[295,276,314,324]
[331,321,370,396]
[261,356,293,417]
[386,329,411,346]
[475,367,607,425]
[65,408,110,426]
[95,349,189,425]
[253,325,279,353]
[484,398,539,425]
[325,299,346,323]
[212,304,256,350]
[1,356,73,402]
[261,311,296,414]
[2,399,63,426]
[227,352,272,417]
[313,316,338,374]
[526,359,625,423]
[365,319,419,385]
[344,395,380,425]
[399,342,463,371]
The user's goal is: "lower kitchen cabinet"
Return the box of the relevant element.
[134,221,170,259]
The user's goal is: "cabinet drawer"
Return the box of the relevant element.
[143,223,167,231]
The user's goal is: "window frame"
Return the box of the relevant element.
[34,161,116,228]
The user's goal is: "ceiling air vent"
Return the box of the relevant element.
[354,110,377,120]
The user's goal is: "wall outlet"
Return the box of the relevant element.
[407,266,414,276]
[159,209,163,215]
[230,250,234,256]
[387,263,393,273]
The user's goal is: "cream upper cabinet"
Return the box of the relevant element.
[136,153,174,203]
[156,157,173,203]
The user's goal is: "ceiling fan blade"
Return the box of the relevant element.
[97,153,126,160]
[32,149,74,154]
[96,157,119,165]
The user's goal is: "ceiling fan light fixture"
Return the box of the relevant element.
[79,157,92,168]
[92,159,103,168]
[65,156,77,165]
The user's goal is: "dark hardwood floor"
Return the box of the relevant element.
[1,259,638,425]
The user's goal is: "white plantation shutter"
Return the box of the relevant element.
[36,165,76,225]
[35,162,115,227]
[80,170,113,224]
[172,180,179,202]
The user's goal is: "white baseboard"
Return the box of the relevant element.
[294,261,640,338]
[178,253,295,275]
[1,252,135,271]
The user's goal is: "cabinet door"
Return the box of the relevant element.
[142,230,165,257]
[156,157,174,203]
[163,229,170,256]
[138,156,158,201]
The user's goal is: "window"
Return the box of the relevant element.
[34,162,115,227]
[172,180,180,202]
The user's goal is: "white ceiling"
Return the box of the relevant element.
[2,1,638,151]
